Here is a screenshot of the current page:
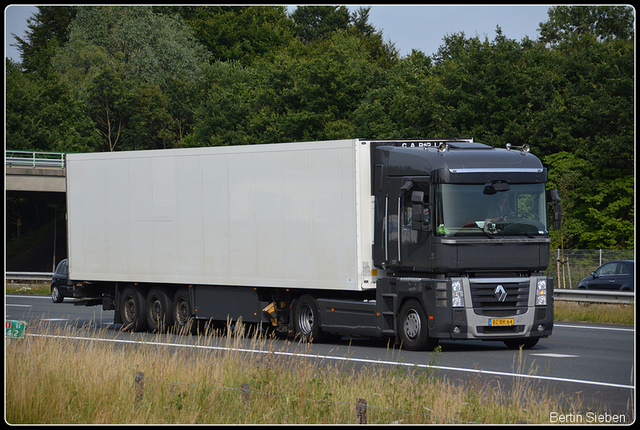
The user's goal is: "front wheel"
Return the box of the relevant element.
[397,299,438,351]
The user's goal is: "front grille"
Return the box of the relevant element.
[470,280,529,316]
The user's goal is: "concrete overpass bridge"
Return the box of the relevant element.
[5,150,66,198]
[6,150,68,272]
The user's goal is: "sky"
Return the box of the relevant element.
[4,4,552,62]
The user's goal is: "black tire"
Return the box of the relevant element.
[292,295,324,343]
[172,288,195,334]
[146,287,174,333]
[503,338,539,350]
[51,284,64,303]
[397,299,438,351]
[120,286,147,332]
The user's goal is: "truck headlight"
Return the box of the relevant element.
[452,280,464,308]
[536,278,547,306]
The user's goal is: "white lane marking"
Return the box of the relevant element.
[530,353,579,358]
[28,333,634,390]
[39,318,70,322]
[5,304,32,307]
[554,323,634,332]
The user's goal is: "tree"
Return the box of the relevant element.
[545,152,634,249]
[539,5,634,46]
[154,6,294,66]
[347,6,399,69]
[52,6,212,150]
[12,6,77,78]
[6,58,99,152]
[195,32,384,145]
[352,49,437,138]
[290,5,351,43]
[83,68,130,152]
[290,6,398,68]
[193,60,262,146]
[53,6,211,90]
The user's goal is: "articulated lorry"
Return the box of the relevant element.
[65,138,561,350]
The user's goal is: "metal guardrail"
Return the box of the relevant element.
[4,272,636,304]
[6,150,66,169]
[553,289,634,305]
[6,272,54,282]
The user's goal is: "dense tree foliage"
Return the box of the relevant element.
[539,5,634,46]
[152,6,294,66]
[5,5,634,250]
[12,6,76,79]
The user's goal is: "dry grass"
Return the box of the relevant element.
[6,321,584,425]
[554,301,634,326]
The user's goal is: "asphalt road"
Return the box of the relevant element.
[6,294,635,421]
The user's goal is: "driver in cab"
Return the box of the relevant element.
[485,192,512,222]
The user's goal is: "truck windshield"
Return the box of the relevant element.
[435,183,548,236]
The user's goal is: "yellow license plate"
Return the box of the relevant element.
[489,318,514,326]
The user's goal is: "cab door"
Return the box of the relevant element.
[384,176,404,267]
[399,178,432,271]
[380,176,431,270]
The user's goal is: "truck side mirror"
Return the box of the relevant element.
[411,191,430,231]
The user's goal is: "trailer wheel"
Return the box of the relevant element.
[121,286,147,332]
[146,287,174,333]
[173,288,195,335]
[503,338,539,350]
[292,295,324,343]
[398,299,438,351]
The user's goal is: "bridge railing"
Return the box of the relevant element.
[6,150,66,169]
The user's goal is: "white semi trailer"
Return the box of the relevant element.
[65,138,560,350]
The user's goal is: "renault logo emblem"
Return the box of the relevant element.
[494,285,507,302]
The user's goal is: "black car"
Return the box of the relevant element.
[578,260,635,291]
[51,259,72,303]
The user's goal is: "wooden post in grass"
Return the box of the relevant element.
[356,398,367,424]
[241,383,251,403]
[135,372,145,403]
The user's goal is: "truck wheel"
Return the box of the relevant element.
[173,288,195,334]
[146,287,174,333]
[503,338,539,350]
[121,286,147,332]
[398,299,438,351]
[293,295,324,343]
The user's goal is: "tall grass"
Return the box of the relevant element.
[6,321,585,424]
